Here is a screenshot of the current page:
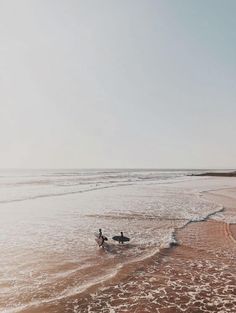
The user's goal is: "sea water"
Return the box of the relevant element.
[1,169,236,312]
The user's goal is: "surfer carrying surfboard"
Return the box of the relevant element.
[95,229,108,248]
[112,232,130,244]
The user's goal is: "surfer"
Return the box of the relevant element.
[119,232,124,244]
[99,228,102,238]
[96,229,108,248]
[112,232,130,244]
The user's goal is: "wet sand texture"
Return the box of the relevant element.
[19,219,236,313]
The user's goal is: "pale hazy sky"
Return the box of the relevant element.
[0,0,235,168]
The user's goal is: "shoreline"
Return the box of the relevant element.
[64,222,236,313]
[17,187,236,313]
[76,189,236,312]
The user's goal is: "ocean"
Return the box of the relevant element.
[0,169,235,313]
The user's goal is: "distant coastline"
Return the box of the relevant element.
[191,171,236,177]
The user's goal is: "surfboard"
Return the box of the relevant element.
[94,233,108,246]
[112,235,130,242]
[95,237,103,246]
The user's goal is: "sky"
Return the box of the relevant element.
[0,0,235,169]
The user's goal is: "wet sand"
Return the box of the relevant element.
[18,188,236,313]
[70,222,235,313]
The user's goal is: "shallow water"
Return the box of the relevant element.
[1,169,236,312]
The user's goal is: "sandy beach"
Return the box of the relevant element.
[71,189,236,313]
[13,186,236,313]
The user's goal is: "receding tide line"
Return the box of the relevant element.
[3,268,121,313]
[177,206,225,232]
[3,245,165,313]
